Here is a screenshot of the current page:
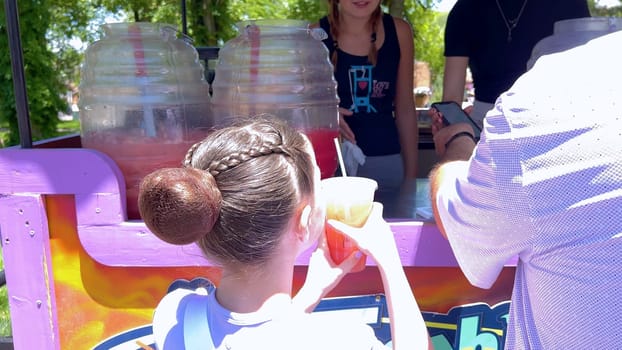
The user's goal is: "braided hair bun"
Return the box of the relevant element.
[138,167,221,245]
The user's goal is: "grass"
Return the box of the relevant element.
[0,251,11,337]
[0,123,8,149]
[56,119,81,135]
[0,119,81,149]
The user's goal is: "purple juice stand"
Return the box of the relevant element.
[0,137,515,349]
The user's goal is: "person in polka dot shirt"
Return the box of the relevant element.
[429,31,622,349]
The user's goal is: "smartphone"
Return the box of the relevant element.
[430,101,481,139]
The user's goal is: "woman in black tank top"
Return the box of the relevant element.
[315,0,419,198]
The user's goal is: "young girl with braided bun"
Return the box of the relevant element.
[139,117,431,349]
[316,0,419,199]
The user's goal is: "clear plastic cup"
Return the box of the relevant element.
[321,176,378,272]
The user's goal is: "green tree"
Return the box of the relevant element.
[588,0,622,16]
[404,0,445,101]
[185,0,230,46]
[96,0,176,22]
[288,0,328,21]
[48,0,95,86]
[1,0,74,146]
[95,0,232,46]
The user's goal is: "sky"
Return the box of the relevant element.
[434,0,621,12]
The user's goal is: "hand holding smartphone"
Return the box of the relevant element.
[430,101,481,139]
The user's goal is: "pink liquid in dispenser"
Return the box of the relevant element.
[305,128,340,179]
[82,129,207,220]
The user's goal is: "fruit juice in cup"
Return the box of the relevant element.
[322,176,377,272]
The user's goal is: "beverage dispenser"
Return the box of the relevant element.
[79,22,213,219]
[528,17,622,70]
[211,19,340,179]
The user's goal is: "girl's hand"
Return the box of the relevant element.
[338,107,356,144]
[327,203,398,267]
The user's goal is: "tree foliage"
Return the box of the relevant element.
[1,0,71,146]
[288,0,328,22]
[588,0,622,16]
[403,0,445,100]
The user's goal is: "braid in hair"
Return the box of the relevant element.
[182,140,204,168]
[207,142,285,177]
[185,117,315,266]
[328,0,340,67]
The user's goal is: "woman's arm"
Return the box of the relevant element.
[442,56,469,105]
[393,17,418,178]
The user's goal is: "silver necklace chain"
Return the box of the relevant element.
[495,0,529,42]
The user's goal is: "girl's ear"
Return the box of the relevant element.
[295,204,312,243]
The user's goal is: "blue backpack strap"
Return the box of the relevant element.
[183,292,215,350]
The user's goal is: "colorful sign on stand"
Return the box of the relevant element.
[0,146,515,349]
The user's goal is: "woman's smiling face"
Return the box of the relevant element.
[336,0,381,19]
